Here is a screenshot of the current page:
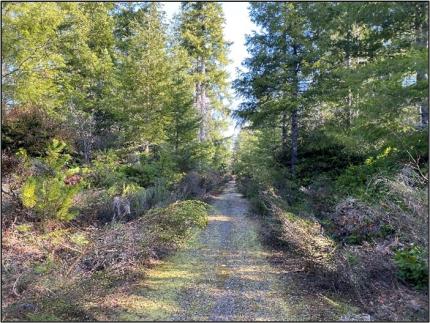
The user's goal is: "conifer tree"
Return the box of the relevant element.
[178,2,230,142]
[234,2,314,176]
[117,2,171,149]
[165,47,200,171]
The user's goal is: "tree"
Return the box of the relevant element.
[56,2,117,161]
[116,2,171,149]
[165,47,200,171]
[234,2,314,176]
[309,2,428,155]
[178,2,230,142]
[1,2,65,120]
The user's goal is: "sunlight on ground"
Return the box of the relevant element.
[97,188,355,321]
[208,215,233,222]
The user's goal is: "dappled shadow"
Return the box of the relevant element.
[94,181,296,320]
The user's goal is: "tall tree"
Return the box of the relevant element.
[56,2,117,161]
[178,2,229,142]
[234,2,314,176]
[1,2,65,120]
[117,2,171,149]
[165,46,200,171]
[309,2,428,153]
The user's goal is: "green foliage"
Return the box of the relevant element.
[179,2,230,94]
[19,140,83,221]
[91,150,125,189]
[69,233,89,246]
[4,2,232,211]
[33,255,55,275]
[233,0,428,206]
[131,181,171,214]
[394,245,429,289]
[1,107,68,157]
[346,253,359,266]
[147,200,210,244]
[16,224,32,233]
[21,177,37,208]
[335,147,400,198]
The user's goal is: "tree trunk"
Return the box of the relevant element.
[175,118,179,153]
[291,44,299,177]
[195,57,207,142]
[415,3,429,128]
[1,62,8,126]
[281,111,288,148]
[345,50,352,130]
[343,28,354,131]
[291,108,298,176]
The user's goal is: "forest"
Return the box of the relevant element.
[1,1,429,322]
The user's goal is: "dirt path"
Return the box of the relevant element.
[99,180,352,321]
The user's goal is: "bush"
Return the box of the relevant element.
[335,146,399,198]
[130,179,171,215]
[2,106,70,157]
[394,245,428,289]
[91,150,126,189]
[19,139,83,221]
[147,200,210,245]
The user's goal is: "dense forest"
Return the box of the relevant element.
[232,1,428,320]
[1,1,429,322]
[2,2,232,320]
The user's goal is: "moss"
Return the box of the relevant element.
[346,253,359,266]
[27,313,61,321]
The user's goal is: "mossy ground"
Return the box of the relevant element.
[94,181,355,321]
[9,180,357,321]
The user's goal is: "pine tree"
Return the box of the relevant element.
[55,2,117,161]
[1,2,65,118]
[165,47,200,171]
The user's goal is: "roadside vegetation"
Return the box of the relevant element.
[232,2,428,321]
[1,2,230,320]
[1,1,428,322]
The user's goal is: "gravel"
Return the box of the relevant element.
[105,180,345,321]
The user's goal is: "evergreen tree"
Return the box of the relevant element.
[178,2,230,142]
[165,47,200,171]
[117,2,171,148]
[234,2,314,176]
[1,2,65,118]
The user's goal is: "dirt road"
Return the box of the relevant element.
[101,180,352,321]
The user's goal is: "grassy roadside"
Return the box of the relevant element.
[2,179,229,321]
[239,178,429,321]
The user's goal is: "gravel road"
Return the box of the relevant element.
[105,180,300,320]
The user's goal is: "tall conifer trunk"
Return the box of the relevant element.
[281,112,288,147]
[291,44,299,177]
[345,36,353,131]
[195,58,207,142]
[415,3,429,128]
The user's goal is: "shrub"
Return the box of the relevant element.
[147,200,210,245]
[394,245,428,289]
[335,146,399,198]
[91,150,125,189]
[2,106,70,157]
[130,180,171,215]
[19,139,83,221]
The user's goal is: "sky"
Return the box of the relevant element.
[163,2,256,138]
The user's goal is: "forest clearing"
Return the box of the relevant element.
[1,1,429,322]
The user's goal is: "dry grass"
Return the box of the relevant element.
[249,174,428,321]
[1,199,210,321]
